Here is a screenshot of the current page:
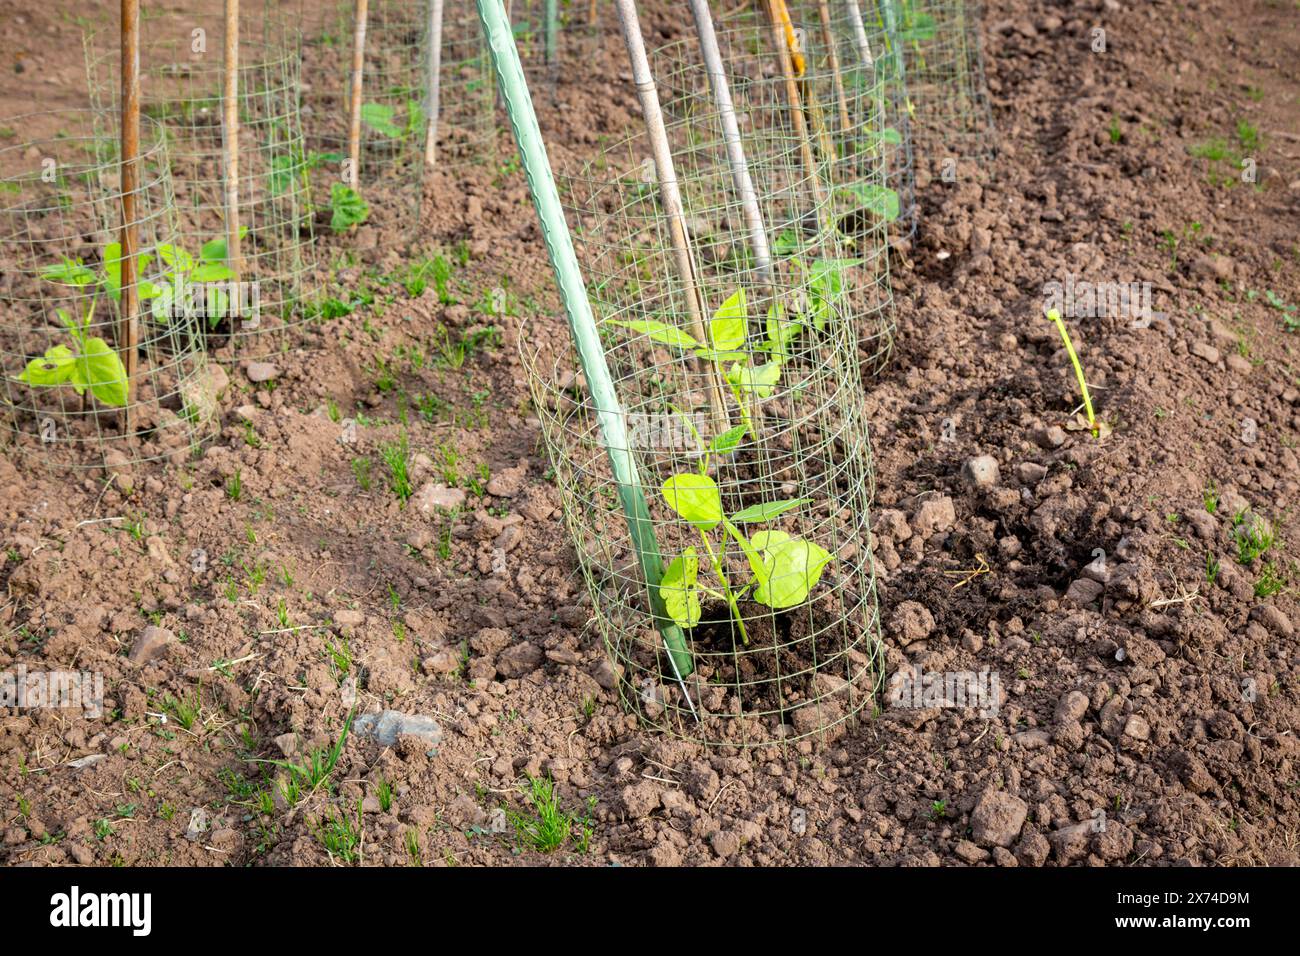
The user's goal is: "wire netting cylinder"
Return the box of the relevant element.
[86,11,319,356]
[0,111,208,470]
[531,40,887,745]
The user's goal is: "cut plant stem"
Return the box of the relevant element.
[1046,308,1097,436]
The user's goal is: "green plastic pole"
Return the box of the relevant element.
[474,0,696,684]
[544,0,558,73]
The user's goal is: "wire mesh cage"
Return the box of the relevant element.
[0,111,209,470]
[527,18,886,746]
[85,8,319,357]
[296,0,497,250]
[879,0,995,177]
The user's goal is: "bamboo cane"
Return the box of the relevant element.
[222,0,243,276]
[817,0,851,137]
[424,0,445,165]
[764,0,831,235]
[845,0,875,69]
[472,0,698,693]
[119,0,140,430]
[613,0,730,433]
[347,0,368,189]
[688,0,773,291]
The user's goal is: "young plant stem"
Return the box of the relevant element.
[1047,308,1097,436]
[697,531,750,645]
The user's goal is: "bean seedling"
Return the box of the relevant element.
[657,467,833,645]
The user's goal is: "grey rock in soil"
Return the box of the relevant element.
[963,455,1001,489]
[353,710,443,749]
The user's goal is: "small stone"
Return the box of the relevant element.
[423,650,460,675]
[1015,729,1051,749]
[103,449,135,495]
[334,609,365,628]
[592,658,622,690]
[1226,353,1252,375]
[1015,830,1050,867]
[1123,714,1151,741]
[710,829,741,858]
[128,625,175,665]
[245,362,279,383]
[413,483,467,515]
[486,465,527,498]
[963,455,1000,489]
[1065,577,1105,606]
[620,782,661,819]
[273,733,299,757]
[1055,690,1089,723]
[890,600,935,644]
[1049,821,1093,863]
[66,754,105,770]
[495,642,544,679]
[470,627,512,656]
[1250,604,1293,637]
[353,710,443,748]
[1017,462,1048,485]
[955,840,990,864]
[970,791,1029,848]
[1031,423,1067,449]
[1190,341,1221,364]
[912,495,956,537]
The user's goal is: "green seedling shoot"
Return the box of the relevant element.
[1046,308,1097,437]
[657,469,834,645]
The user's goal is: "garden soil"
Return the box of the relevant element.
[1,0,1298,866]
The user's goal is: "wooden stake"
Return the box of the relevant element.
[613,0,730,432]
[765,0,830,235]
[120,0,140,430]
[222,0,243,275]
[424,0,445,166]
[689,0,773,291]
[817,0,852,137]
[347,0,369,189]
